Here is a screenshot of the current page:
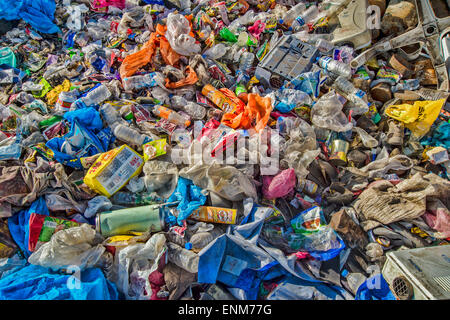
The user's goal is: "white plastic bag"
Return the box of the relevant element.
[28,224,105,271]
[165,13,201,56]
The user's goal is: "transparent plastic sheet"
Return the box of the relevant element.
[346,154,414,179]
[125,176,146,193]
[311,91,353,132]
[179,163,257,202]
[142,160,179,199]
[274,88,312,113]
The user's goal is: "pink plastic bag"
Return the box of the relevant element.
[423,199,450,238]
[248,20,265,40]
[262,169,297,199]
[90,0,125,10]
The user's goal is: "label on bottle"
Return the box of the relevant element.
[189,206,237,224]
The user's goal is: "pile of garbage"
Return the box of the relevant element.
[0,0,449,300]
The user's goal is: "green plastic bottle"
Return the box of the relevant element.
[39,115,63,129]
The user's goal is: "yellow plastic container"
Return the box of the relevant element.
[84,145,144,197]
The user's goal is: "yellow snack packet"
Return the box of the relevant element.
[83,145,144,197]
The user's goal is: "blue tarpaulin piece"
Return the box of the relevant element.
[8,197,49,259]
[0,0,60,34]
[0,263,119,300]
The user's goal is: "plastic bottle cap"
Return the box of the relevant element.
[341,269,349,277]
[185,242,193,250]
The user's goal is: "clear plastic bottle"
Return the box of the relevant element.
[333,76,369,114]
[99,103,120,126]
[315,38,334,53]
[152,105,191,128]
[111,191,161,206]
[122,72,160,91]
[167,242,199,273]
[170,95,188,110]
[281,1,307,26]
[318,56,352,78]
[203,43,228,60]
[216,1,230,25]
[291,5,320,31]
[239,51,255,74]
[113,124,149,146]
[183,102,206,120]
[81,84,111,107]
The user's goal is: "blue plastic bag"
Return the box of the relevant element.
[421,121,450,149]
[355,274,396,300]
[0,0,60,34]
[8,197,49,258]
[167,177,207,226]
[46,107,113,169]
[284,71,321,98]
[0,263,119,300]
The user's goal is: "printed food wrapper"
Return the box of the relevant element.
[28,213,80,252]
[142,139,167,161]
[83,145,144,197]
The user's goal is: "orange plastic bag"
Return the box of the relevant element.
[165,66,199,89]
[119,33,157,80]
[221,92,272,133]
[119,24,181,80]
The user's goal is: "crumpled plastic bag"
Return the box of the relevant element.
[165,66,198,89]
[385,99,446,138]
[126,176,146,193]
[167,177,207,226]
[119,24,180,80]
[0,0,60,34]
[28,223,106,271]
[346,154,414,179]
[262,168,296,199]
[273,88,312,113]
[165,13,201,57]
[46,107,113,169]
[45,193,87,214]
[7,197,49,258]
[143,160,178,199]
[179,162,257,201]
[46,79,71,106]
[422,199,450,238]
[84,196,112,218]
[114,233,167,300]
[280,118,320,178]
[0,166,51,217]
[311,91,353,132]
[221,92,273,133]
